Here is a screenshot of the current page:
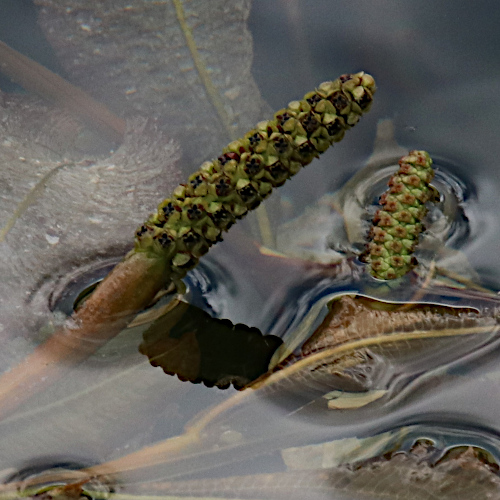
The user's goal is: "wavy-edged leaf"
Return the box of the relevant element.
[139,299,282,389]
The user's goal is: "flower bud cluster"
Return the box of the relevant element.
[135,72,376,284]
[367,150,435,280]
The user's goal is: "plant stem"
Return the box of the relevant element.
[0,252,168,419]
[0,40,125,145]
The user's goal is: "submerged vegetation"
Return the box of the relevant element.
[2,2,500,499]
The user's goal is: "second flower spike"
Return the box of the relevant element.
[366,150,436,280]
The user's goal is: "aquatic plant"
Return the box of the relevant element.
[366,150,435,279]
[134,71,376,290]
[0,69,376,419]
[3,3,500,500]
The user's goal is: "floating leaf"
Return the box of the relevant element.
[301,294,486,360]
[263,291,500,419]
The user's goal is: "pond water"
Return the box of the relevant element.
[2,1,500,499]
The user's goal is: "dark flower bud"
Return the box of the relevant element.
[186,203,205,221]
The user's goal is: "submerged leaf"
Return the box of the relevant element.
[34,0,270,165]
[0,40,125,146]
[0,0,273,471]
[0,107,182,355]
[0,0,267,364]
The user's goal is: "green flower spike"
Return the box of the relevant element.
[367,150,436,280]
[135,72,376,290]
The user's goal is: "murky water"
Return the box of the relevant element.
[2,1,500,499]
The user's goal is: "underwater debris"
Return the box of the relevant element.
[126,438,500,500]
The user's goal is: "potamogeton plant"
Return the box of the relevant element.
[0,72,376,418]
[134,72,376,290]
[366,150,436,279]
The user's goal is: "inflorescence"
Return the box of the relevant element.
[135,72,376,287]
[366,150,436,280]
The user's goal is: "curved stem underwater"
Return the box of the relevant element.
[0,252,168,419]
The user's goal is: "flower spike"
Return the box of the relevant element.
[366,150,436,280]
[135,72,377,287]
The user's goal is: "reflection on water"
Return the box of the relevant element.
[2,1,500,499]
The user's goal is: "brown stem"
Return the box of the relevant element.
[0,40,125,144]
[0,252,168,420]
